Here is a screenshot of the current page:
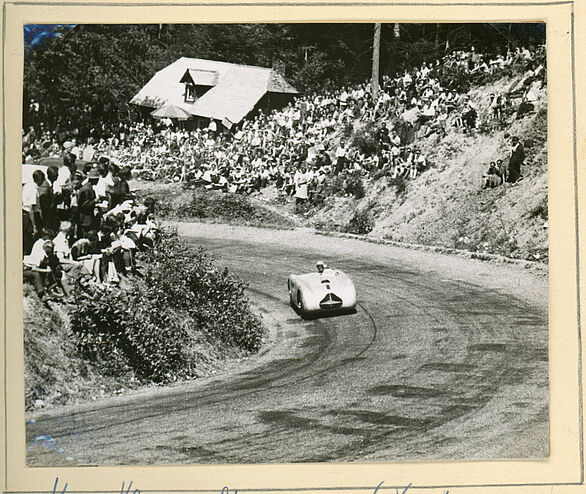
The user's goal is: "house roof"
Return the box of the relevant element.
[130,57,298,125]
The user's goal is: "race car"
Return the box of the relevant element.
[288,265,357,318]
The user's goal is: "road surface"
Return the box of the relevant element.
[26,223,548,465]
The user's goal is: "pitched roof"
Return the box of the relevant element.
[130,57,298,124]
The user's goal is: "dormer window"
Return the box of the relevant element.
[180,68,218,103]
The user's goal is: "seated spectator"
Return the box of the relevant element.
[461,100,478,131]
[23,235,65,302]
[482,162,502,188]
[497,159,507,183]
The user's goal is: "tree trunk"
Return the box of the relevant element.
[371,23,381,100]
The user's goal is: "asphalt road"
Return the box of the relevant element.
[26,223,548,465]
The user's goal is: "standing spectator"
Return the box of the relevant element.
[294,164,310,209]
[22,205,34,256]
[94,164,113,201]
[46,166,63,229]
[335,139,348,174]
[22,175,38,238]
[507,136,525,183]
[77,168,99,236]
[32,169,55,234]
[117,166,132,201]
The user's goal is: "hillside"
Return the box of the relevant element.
[24,233,267,411]
[308,76,548,261]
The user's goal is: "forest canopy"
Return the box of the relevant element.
[23,23,545,132]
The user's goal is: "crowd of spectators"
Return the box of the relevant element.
[22,154,159,304]
[22,43,545,251]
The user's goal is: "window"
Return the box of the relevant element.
[184,83,196,102]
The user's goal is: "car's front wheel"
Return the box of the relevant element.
[297,290,305,313]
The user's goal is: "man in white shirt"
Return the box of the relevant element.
[22,178,38,235]
[23,237,62,302]
[335,140,348,174]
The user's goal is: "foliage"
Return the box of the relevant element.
[351,124,379,155]
[181,189,295,228]
[186,190,258,220]
[140,188,295,229]
[344,208,375,235]
[344,175,366,199]
[319,174,365,200]
[23,23,544,134]
[69,230,265,382]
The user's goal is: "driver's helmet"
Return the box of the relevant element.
[316,260,327,272]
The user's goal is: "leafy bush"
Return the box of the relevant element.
[351,124,379,155]
[344,175,366,198]
[344,208,375,235]
[69,230,265,382]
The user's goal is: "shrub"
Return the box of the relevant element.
[528,199,548,220]
[351,124,379,155]
[69,230,265,382]
[344,208,375,235]
[181,190,294,228]
[344,175,366,198]
[313,217,340,232]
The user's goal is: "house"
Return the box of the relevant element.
[130,57,298,128]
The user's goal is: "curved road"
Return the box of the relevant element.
[26,223,548,465]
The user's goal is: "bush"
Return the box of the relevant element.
[344,175,366,198]
[351,124,379,155]
[69,230,265,382]
[528,199,548,220]
[344,208,375,235]
[166,189,294,228]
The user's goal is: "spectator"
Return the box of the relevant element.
[482,161,502,188]
[507,136,525,183]
[77,168,99,236]
[23,236,64,302]
[335,139,348,174]
[32,169,56,234]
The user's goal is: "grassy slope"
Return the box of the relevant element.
[24,284,139,408]
[24,290,250,411]
[311,77,548,261]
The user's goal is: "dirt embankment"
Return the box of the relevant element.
[309,77,548,261]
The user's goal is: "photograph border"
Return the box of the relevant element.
[2,1,582,492]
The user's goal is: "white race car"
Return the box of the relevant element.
[288,268,357,318]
